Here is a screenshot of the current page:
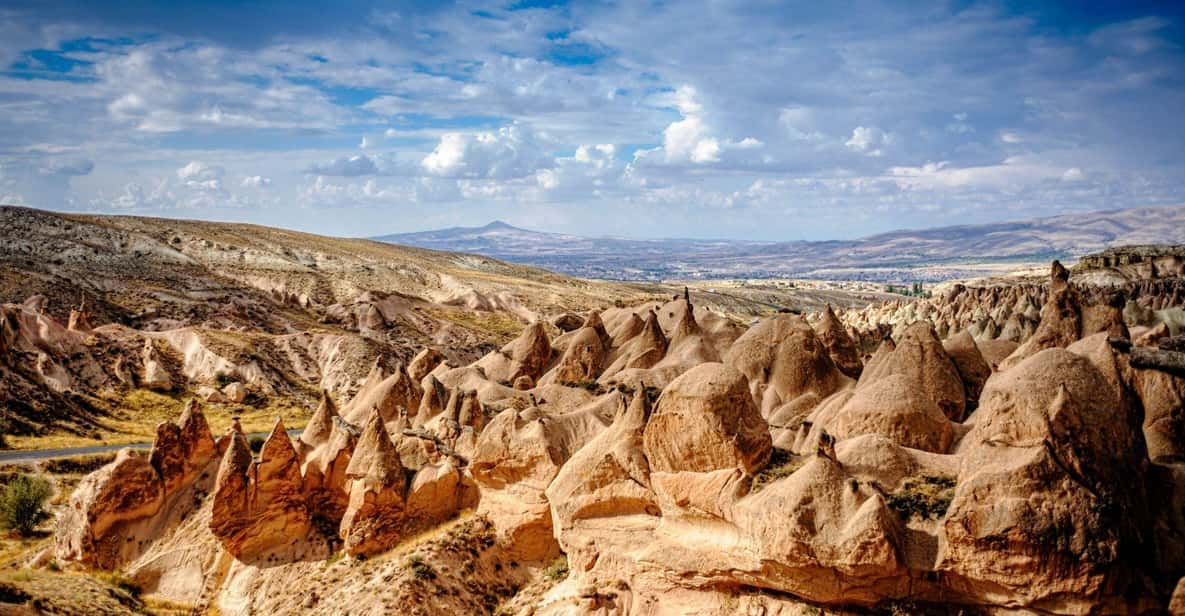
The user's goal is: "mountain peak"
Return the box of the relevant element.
[480,220,518,231]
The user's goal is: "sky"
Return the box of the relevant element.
[1,0,1183,241]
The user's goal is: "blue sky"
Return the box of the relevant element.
[0,0,1182,240]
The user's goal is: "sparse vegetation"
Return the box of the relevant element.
[407,554,435,580]
[0,474,53,535]
[542,555,569,581]
[751,448,806,493]
[884,282,933,298]
[248,435,266,453]
[885,475,956,521]
[41,453,116,475]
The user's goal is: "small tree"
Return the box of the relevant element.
[0,474,53,535]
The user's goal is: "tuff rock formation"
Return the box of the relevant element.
[47,280,1185,615]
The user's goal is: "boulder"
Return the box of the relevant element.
[643,363,771,474]
[939,349,1151,612]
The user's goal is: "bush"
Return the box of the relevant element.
[248,435,266,453]
[0,474,53,535]
[885,475,956,521]
[543,555,569,581]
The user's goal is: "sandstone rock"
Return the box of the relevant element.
[196,386,227,404]
[601,311,668,378]
[408,348,446,382]
[812,373,953,453]
[413,374,448,428]
[939,349,1150,612]
[141,339,173,391]
[643,363,771,474]
[477,321,553,384]
[552,312,584,332]
[814,304,863,379]
[298,390,338,452]
[340,410,407,556]
[55,449,164,568]
[512,375,534,390]
[149,399,217,495]
[943,329,991,412]
[342,360,419,425]
[210,419,311,559]
[551,324,607,385]
[725,313,847,422]
[860,321,965,421]
[547,393,658,571]
[221,382,248,403]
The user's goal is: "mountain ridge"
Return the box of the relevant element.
[375,204,1185,282]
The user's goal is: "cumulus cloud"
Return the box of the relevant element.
[845,126,893,156]
[421,123,549,179]
[3,1,1184,237]
[177,161,224,182]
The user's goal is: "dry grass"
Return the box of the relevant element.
[6,389,312,452]
[428,308,525,345]
[0,568,144,615]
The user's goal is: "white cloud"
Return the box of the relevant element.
[421,123,549,179]
[241,175,271,188]
[306,155,379,177]
[845,126,893,156]
[177,161,224,182]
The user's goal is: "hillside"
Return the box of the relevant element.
[0,206,882,448]
[377,204,1185,282]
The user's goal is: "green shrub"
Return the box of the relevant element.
[543,555,569,581]
[886,475,956,521]
[0,474,53,535]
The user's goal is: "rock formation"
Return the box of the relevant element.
[45,264,1185,614]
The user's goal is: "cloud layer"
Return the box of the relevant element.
[0,1,1182,240]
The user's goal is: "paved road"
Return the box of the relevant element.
[0,429,303,465]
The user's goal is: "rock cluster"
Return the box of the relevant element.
[49,278,1185,614]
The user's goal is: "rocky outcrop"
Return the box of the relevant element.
[339,410,407,556]
[943,329,991,413]
[939,349,1152,612]
[149,399,217,494]
[643,362,771,474]
[549,323,607,385]
[56,402,219,569]
[210,419,311,559]
[55,449,165,568]
[814,304,863,379]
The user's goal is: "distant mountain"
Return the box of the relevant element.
[375,205,1185,282]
